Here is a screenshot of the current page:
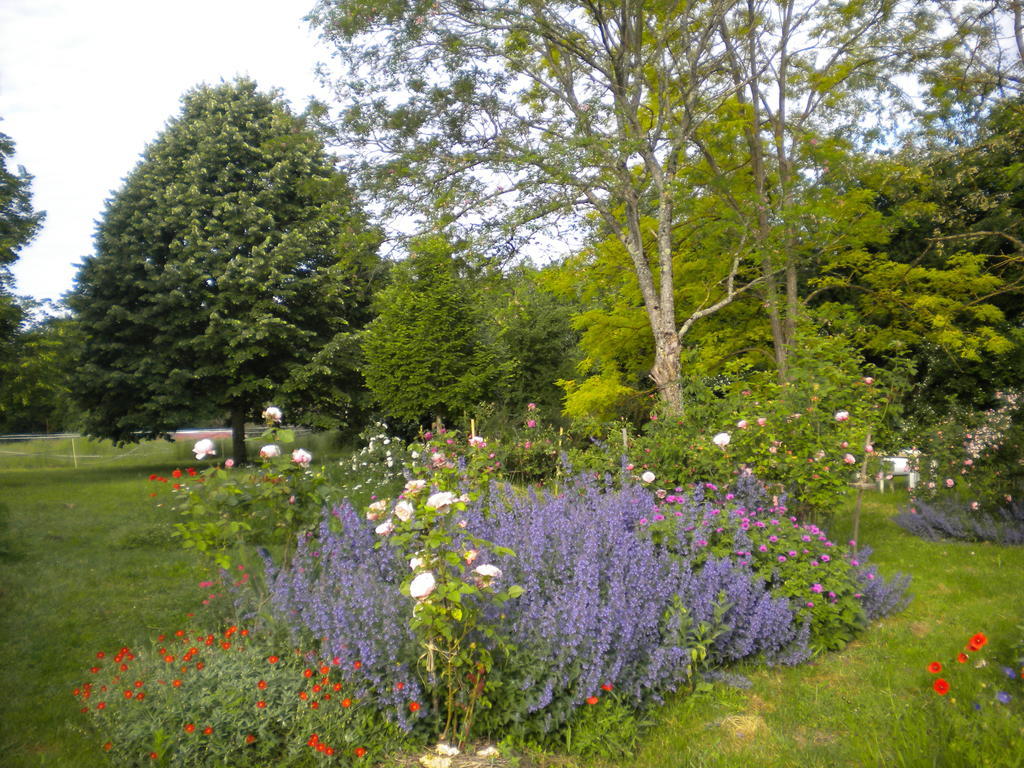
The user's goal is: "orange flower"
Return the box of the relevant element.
[304,669,314,678]
[933,678,950,695]
[601,683,614,691]
[203,726,213,735]
[103,742,112,751]
[257,680,267,690]
[355,747,367,758]
[967,632,988,651]
[342,698,352,708]
[184,724,195,733]
[320,665,330,674]
[256,700,266,708]
[268,656,279,664]
[409,701,421,712]
[586,696,599,705]
[927,662,942,674]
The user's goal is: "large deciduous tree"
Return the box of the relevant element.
[309,0,932,409]
[67,79,380,462]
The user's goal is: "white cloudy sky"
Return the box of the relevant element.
[1,0,332,304]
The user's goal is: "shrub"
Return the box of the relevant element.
[634,474,910,653]
[894,498,1024,545]
[629,331,894,519]
[908,389,1024,513]
[72,624,416,766]
[267,473,814,753]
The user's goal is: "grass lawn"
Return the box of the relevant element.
[1,452,1022,767]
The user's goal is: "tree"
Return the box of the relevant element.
[360,234,509,426]
[310,0,932,409]
[0,304,76,434]
[67,79,381,462]
[0,127,45,347]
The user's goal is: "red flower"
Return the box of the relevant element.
[257,701,266,708]
[135,692,145,701]
[333,683,343,692]
[933,678,950,695]
[967,632,988,651]
[927,662,942,674]
[319,665,330,674]
[257,680,267,690]
[409,701,421,712]
[149,752,158,760]
[187,467,197,477]
[268,656,279,664]
[353,661,362,670]
[342,698,352,708]
[395,681,405,691]
[586,696,599,705]
[103,742,112,751]
[96,652,106,659]
[299,691,309,700]
[246,734,256,744]
[172,469,182,479]
[957,653,968,663]
[601,683,614,691]
[123,690,133,699]
[203,726,213,735]
[172,679,182,688]
[355,747,367,758]
[184,724,195,733]
[304,668,314,678]
[96,702,106,710]
[310,701,320,709]
[195,662,205,670]
[325,747,334,756]
[163,655,174,663]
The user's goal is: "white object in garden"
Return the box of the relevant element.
[193,438,216,459]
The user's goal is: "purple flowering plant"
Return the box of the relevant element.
[637,476,910,654]
[366,446,523,747]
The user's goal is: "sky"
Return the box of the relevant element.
[0,0,333,305]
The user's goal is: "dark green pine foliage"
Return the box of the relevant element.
[67,79,380,461]
[361,235,508,427]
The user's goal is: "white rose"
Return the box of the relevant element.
[394,499,415,522]
[404,479,427,496]
[409,571,436,600]
[410,555,427,570]
[834,410,850,422]
[193,438,216,460]
[375,519,395,536]
[291,448,312,466]
[262,406,282,423]
[259,444,281,458]
[640,471,656,484]
[472,564,502,587]
[712,432,731,447]
[426,491,457,510]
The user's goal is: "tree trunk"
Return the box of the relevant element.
[230,403,248,466]
[650,324,684,413]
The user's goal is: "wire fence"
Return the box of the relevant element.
[0,428,325,470]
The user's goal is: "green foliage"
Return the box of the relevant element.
[67,79,380,448]
[370,457,521,746]
[0,128,44,344]
[633,331,896,518]
[907,389,1024,513]
[918,630,1024,768]
[158,412,335,571]
[360,235,510,426]
[72,625,414,767]
[0,308,77,433]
